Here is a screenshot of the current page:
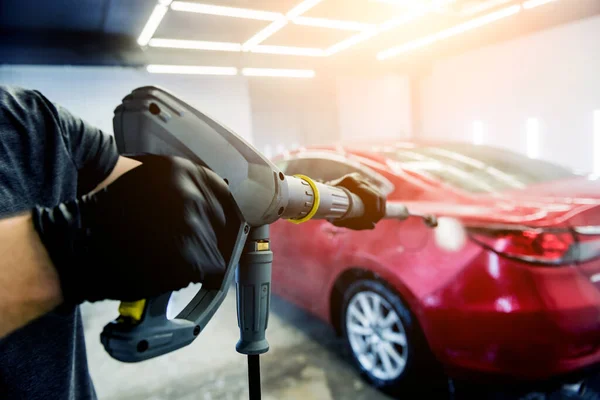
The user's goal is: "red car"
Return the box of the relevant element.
[270,141,600,392]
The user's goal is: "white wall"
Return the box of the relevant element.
[0,65,254,142]
[249,77,341,157]
[420,14,600,173]
[337,74,412,142]
[0,65,414,160]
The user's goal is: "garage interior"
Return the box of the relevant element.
[2,0,600,399]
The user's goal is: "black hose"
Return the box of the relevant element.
[248,355,261,400]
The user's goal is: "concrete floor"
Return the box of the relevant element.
[81,286,599,400]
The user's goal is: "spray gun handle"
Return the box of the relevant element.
[236,225,272,356]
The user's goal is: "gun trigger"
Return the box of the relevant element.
[118,299,147,324]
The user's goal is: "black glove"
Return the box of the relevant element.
[327,173,386,230]
[32,155,240,305]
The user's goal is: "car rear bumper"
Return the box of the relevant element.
[419,251,600,381]
[425,307,600,381]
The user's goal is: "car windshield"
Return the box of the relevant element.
[376,143,579,194]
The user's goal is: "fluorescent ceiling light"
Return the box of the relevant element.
[325,30,380,55]
[137,4,169,46]
[325,9,427,55]
[594,110,600,175]
[325,0,455,56]
[149,38,242,51]
[292,16,374,31]
[286,0,323,19]
[461,0,513,16]
[526,118,540,159]
[522,0,559,9]
[377,4,521,59]
[242,68,316,78]
[147,65,238,75]
[242,19,288,49]
[158,0,173,5]
[250,45,325,56]
[170,1,282,21]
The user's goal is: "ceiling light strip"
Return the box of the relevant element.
[242,18,288,49]
[460,0,513,16]
[325,0,456,56]
[147,65,238,75]
[325,8,427,55]
[286,0,323,19]
[241,68,316,78]
[170,1,282,21]
[377,4,522,60]
[250,45,325,56]
[137,4,170,46]
[146,65,316,78]
[149,38,242,51]
[292,16,375,31]
[522,0,559,9]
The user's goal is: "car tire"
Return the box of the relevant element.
[340,279,447,398]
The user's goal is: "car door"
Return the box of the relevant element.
[270,155,383,312]
[269,158,319,305]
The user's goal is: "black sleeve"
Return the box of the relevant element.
[35,91,120,195]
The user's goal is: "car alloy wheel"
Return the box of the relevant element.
[340,279,448,397]
[345,290,408,382]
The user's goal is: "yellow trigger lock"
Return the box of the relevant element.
[287,174,320,224]
[118,299,147,323]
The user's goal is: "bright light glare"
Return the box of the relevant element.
[243,19,288,49]
[286,0,323,18]
[137,4,169,46]
[241,68,316,78]
[170,1,282,20]
[473,120,484,145]
[377,5,521,59]
[250,45,325,56]
[158,0,173,5]
[325,10,426,55]
[594,110,600,175]
[460,0,512,16]
[522,0,559,9]
[326,1,454,56]
[292,16,375,31]
[146,65,238,75]
[264,145,273,159]
[526,118,540,159]
[148,38,242,51]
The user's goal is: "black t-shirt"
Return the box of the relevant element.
[0,86,119,399]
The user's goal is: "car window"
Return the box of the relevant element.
[284,159,314,177]
[284,157,391,194]
[380,144,578,194]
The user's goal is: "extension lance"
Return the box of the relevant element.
[100,86,436,399]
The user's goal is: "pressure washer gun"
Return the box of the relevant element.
[100,86,437,399]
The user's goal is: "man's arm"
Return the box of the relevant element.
[0,214,62,338]
[0,157,140,339]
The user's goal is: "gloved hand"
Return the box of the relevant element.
[32,155,240,305]
[327,173,386,230]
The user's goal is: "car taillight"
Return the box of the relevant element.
[468,227,576,265]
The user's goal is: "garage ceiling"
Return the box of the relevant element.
[1,0,599,74]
